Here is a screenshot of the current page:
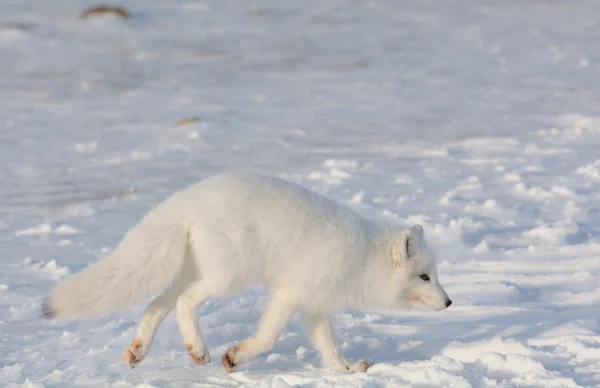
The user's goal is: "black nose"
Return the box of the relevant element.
[445,299,452,308]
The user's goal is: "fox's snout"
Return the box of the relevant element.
[427,283,452,311]
[428,283,452,311]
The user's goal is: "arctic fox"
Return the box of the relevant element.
[43,173,451,373]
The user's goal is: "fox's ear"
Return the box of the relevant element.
[390,230,418,265]
[410,224,424,238]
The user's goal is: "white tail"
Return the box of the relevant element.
[43,208,189,320]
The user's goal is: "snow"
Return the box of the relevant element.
[2,0,600,386]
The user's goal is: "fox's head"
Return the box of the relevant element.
[385,225,451,311]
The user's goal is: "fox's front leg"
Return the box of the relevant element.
[222,293,296,372]
[302,313,372,373]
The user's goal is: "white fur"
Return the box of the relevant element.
[44,173,451,372]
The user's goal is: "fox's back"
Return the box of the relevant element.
[187,173,362,233]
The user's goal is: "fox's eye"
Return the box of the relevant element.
[420,274,430,281]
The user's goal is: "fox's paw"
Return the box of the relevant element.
[222,343,245,373]
[122,337,146,368]
[346,359,373,373]
[186,343,211,365]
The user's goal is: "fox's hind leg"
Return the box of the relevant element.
[123,258,197,368]
[222,292,297,372]
[302,313,372,373]
[176,280,218,365]
[123,280,187,368]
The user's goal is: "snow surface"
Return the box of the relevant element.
[2,0,600,387]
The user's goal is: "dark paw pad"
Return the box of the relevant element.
[222,349,237,373]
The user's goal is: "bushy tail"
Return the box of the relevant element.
[43,210,189,320]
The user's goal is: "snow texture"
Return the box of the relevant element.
[2,0,600,387]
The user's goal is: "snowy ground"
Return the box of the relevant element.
[2,0,600,387]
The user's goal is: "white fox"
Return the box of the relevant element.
[43,173,451,373]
